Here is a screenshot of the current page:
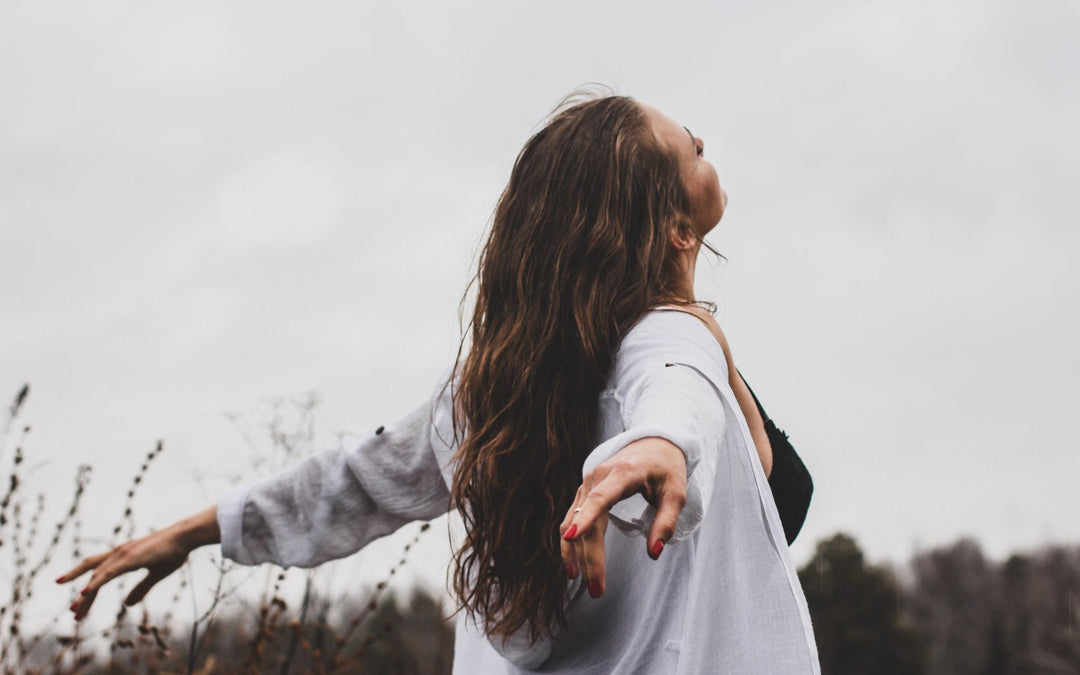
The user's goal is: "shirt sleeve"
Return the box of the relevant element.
[216,383,454,568]
[582,360,727,543]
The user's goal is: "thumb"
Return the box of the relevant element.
[647,488,685,560]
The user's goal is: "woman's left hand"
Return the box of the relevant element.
[56,505,219,621]
[559,436,688,599]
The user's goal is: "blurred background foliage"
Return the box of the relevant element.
[800,534,1080,675]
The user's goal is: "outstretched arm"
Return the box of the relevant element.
[58,379,455,620]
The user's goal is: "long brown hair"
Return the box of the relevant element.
[450,92,698,644]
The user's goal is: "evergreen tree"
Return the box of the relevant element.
[798,533,927,675]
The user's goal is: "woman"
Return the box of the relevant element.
[57,92,819,673]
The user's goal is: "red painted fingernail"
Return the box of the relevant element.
[80,587,90,596]
[649,539,665,559]
[55,576,65,584]
[69,602,79,612]
[588,580,602,598]
[563,524,578,540]
[566,565,575,579]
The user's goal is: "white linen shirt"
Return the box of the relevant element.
[216,309,820,674]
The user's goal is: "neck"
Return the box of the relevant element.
[668,245,700,303]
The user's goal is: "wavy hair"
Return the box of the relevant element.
[450,91,701,644]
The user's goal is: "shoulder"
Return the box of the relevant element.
[619,310,724,363]
[611,310,728,391]
[625,308,714,342]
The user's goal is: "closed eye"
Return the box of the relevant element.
[684,126,703,158]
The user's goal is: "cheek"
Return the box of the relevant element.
[703,169,722,213]
[712,170,726,212]
[700,171,725,230]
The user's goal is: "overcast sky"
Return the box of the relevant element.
[3,0,1078,622]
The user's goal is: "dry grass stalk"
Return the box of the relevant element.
[325,520,433,671]
[0,384,28,442]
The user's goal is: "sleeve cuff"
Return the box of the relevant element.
[216,483,253,565]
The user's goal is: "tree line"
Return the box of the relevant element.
[801,533,1080,675]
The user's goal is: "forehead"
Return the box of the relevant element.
[641,104,692,155]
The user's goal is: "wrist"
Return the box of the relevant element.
[173,505,222,550]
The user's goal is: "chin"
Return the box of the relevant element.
[699,218,720,239]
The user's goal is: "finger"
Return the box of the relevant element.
[83,563,123,598]
[560,487,585,579]
[82,546,138,597]
[565,469,641,543]
[577,514,608,598]
[56,552,108,584]
[74,555,130,621]
[562,471,598,541]
[647,486,687,560]
[560,534,578,579]
[124,571,164,606]
[573,534,587,587]
[71,588,98,621]
[559,484,584,537]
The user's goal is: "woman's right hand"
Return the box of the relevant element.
[56,505,220,621]
[559,436,688,599]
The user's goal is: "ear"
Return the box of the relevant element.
[668,221,697,252]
